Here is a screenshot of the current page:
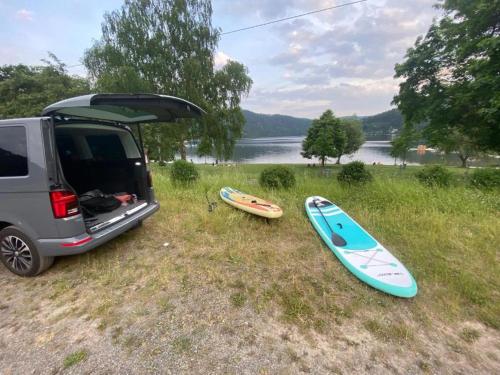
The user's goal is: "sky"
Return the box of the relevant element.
[0,0,441,118]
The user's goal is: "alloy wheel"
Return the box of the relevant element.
[1,235,33,272]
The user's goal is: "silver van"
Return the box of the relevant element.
[0,94,203,276]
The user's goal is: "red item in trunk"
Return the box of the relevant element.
[114,194,133,204]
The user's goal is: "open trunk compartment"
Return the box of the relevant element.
[54,122,150,231]
[44,93,205,233]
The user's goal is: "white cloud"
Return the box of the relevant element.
[243,76,401,118]
[220,0,441,116]
[16,9,34,21]
[214,51,231,69]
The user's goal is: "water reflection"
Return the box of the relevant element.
[186,136,498,166]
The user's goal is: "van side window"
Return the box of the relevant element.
[86,134,126,161]
[0,126,28,177]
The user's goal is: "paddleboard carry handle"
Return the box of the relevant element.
[312,199,347,247]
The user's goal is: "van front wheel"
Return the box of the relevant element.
[0,226,54,276]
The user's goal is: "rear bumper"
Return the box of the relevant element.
[36,202,160,256]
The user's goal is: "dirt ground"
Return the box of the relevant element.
[1,256,498,374]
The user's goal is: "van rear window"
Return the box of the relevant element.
[0,126,28,177]
[86,134,127,161]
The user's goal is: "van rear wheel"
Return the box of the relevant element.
[0,226,54,276]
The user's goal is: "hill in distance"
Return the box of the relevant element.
[242,110,311,138]
[360,109,403,135]
[242,108,403,138]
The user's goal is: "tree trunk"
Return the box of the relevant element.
[179,141,187,161]
[321,157,325,167]
[336,155,341,164]
[459,154,468,168]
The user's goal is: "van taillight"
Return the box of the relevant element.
[50,190,79,219]
[147,171,153,187]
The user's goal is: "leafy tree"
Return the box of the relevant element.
[84,0,252,161]
[302,110,365,166]
[0,53,90,118]
[433,128,481,167]
[197,134,213,163]
[302,110,340,167]
[390,124,419,165]
[338,118,364,164]
[393,0,500,153]
[141,122,189,163]
[204,61,252,161]
[302,110,347,167]
[331,120,347,165]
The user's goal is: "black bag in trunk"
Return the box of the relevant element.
[79,189,121,215]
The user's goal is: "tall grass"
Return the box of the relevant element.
[23,163,498,342]
[150,163,499,329]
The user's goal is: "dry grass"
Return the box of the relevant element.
[0,164,498,373]
[12,163,500,330]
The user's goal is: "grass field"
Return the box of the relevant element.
[151,164,500,329]
[0,164,498,374]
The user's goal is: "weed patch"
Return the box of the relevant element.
[364,319,414,343]
[459,327,481,344]
[172,336,192,353]
[230,292,247,307]
[279,288,313,325]
[63,350,88,368]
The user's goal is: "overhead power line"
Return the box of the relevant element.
[65,0,367,68]
[221,0,368,35]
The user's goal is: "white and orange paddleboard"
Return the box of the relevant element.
[219,187,283,219]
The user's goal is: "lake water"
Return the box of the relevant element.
[186,136,498,166]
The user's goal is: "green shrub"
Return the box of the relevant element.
[337,161,373,184]
[259,166,296,189]
[170,160,199,184]
[415,165,452,187]
[469,168,500,189]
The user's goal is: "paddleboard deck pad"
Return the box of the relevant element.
[220,187,283,219]
[305,196,417,298]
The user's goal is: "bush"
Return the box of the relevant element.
[259,166,296,189]
[415,165,452,187]
[170,160,199,184]
[469,168,500,189]
[337,161,373,184]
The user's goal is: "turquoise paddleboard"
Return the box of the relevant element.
[305,196,417,298]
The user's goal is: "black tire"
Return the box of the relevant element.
[0,226,54,276]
